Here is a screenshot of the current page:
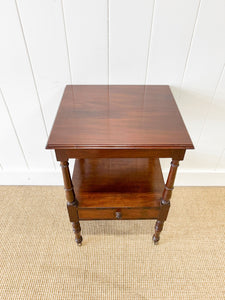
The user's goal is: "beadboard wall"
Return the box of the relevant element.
[0,0,225,185]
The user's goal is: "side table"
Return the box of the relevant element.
[46,85,194,245]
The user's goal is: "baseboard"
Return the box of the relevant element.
[0,170,224,186]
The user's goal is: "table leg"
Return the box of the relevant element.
[60,161,83,246]
[153,159,180,244]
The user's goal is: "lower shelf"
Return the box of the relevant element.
[71,158,164,220]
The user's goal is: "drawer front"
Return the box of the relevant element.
[78,207,159,220]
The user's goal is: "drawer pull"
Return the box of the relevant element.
[116,211,122,219]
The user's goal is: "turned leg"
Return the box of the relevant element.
[153,159,180,244]
[60,161,83,246]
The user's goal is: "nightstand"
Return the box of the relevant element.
[46,85,194,245]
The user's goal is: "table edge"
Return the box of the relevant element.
[46,144,194,150]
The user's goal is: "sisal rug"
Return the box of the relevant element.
[0,186,224,299]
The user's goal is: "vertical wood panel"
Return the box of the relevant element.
[0,1,54,170]
[0,0,224,183]
[0,89,27,170]
[62,0,108,84]
[183,68,225,170]
[178,0,225,146]
[146,0,200,99]
[145,0,200,171]
[109,0,154,84]
[217,150,225,170]
[184,68,225,170]
[16,0,71,133]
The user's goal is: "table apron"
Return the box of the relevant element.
[55,149,186,161]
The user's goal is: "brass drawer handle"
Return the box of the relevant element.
[116,211,122,219]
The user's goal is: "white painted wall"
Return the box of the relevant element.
[0,0,225,186]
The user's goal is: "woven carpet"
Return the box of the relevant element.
[0,186,224,299]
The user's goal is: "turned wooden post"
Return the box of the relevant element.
[60,161,83,246]
[153,159,180,244]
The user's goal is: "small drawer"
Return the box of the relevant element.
[77,207,159,221]
[119,208,159,219]
[78,208,115,220]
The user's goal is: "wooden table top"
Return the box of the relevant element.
[46,85,194,150]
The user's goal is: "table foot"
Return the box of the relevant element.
[75,236,83,246]
[152,235,159,245]
[72,221,83,246]
[153,220,163,245]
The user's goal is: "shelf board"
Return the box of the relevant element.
[72,158,164,209]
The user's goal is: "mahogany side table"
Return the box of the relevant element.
[46,85,194,246]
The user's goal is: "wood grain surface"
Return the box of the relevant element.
[46,85,194,150]
[73,158,164,208]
